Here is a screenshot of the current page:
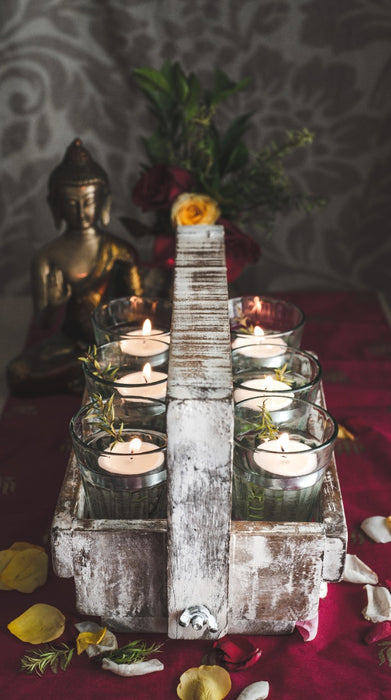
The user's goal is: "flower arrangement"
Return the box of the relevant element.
[126,61,324,284]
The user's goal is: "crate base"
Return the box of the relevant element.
[51,446,347,639]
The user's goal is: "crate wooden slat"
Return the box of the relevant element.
[51,224,347,638]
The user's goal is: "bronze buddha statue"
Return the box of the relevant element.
[7,138,142,396]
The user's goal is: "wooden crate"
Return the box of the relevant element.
[51,225,347,639]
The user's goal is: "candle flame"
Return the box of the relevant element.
[253,296,263,312]
[142,318,152,336]
[129,437,142,454]
[142,362,152,383]
[278,433,290,452]
[253,325,264,337]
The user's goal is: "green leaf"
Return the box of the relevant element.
[210,69,250,105]
[133,67,171,95]
[184,73,201,118]
[219,114,252,175]
[221,142,249,176]
[171,61,189,102]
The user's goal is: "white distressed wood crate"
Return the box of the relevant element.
[51,225,347,639]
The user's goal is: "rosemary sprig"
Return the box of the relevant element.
[19,642,75,676]
[96,639,163,665]
[87,393,124,446]
[274,363,293,386]
[79,345,120,380]
[255,406,280,441]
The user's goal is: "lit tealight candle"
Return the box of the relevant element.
[98,436,165,474]
[116,362,167,400]
[254,432,316,476]
[232,326,287,358]
[234,375,294,409]
[120,318,170,356]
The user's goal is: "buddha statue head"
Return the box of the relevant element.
[48,138,112,230]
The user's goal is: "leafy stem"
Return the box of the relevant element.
[87,393,124,446]
[274,363,293,386]
[255,407,280,442]
[79,345,120,380]
[19,642,75,676]
[96,640,163,665]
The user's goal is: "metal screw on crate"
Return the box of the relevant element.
[179,605,219,633]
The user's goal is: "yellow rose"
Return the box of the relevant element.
[171,192,221,226]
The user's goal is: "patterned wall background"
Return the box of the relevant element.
[1,0,391,297]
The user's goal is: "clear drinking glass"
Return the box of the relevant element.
[70,396,167,519]
[92,295,172,345]
[232,345,321,405]
[82,339,169,401]
[233,395,338,522]
[229,296,305,349]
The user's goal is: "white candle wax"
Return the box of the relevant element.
[254,435,316,476]
[234,377,294,409]
[116,369,167,400]
[98,440,164,475]
[232,333,287,358]
[120,318,170,356]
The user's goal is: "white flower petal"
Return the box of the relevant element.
[342,554,378,584]
[236,681,270,700]
[361,516,391,543]
[362,585,391,623]
[102,657,164,676]
[319,581,328,599]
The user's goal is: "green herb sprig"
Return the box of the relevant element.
[255,407,280,442]
[19,642,75,676]
[97,640,163,665]
[79,345,120,380]
[274,363,293,386]
[87,393,124,446]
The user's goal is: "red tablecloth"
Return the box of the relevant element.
[1,291,391,699]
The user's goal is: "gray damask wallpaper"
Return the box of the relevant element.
[1,0,390,296]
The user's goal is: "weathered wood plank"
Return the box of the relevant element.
[167,225,233,639]
[228,521,325,633]
[174,225,226,267]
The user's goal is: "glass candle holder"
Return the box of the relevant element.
[233,395,338,522]
[70,397,167,519]
[82,339,169,401]
[228,295,305,350]
[232,345,322,407]
[92,295,172,345]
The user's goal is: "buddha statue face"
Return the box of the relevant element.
[54,183,107,231]
[47,138,111,230]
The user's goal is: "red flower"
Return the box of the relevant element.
[132,165,194,212]
[212,635,262,671]
[220,217,261,283]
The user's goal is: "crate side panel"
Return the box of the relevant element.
[72,530,167,624]
[229,522,325,630]
[321,457,348,581]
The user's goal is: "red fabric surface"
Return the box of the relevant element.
[1,290,391,699]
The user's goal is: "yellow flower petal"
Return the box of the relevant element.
[7,603,65,644]
[0,550,16,590]
[171,193,221,227]
[337,424,355,440]
[76,627,107,655]
[177,665,231,700]
[0,548,48,593]
[9,541,45,552]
